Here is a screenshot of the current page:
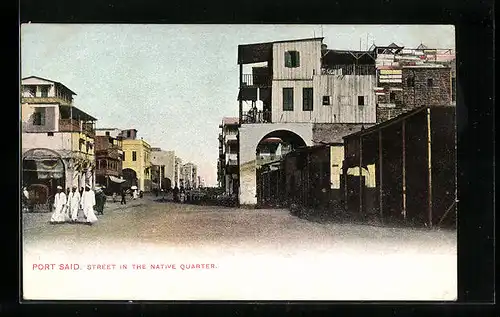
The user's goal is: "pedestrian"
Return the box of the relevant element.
[139,190,143,198]
[95,187,106,215]
[133,189,138,200]
[120,188,127,205]
[22,186,31,212]
[68,185,81,222]
[50,185,67,224]
[112,192,117,203]
[80,185,98,225]
[173,185,179,202]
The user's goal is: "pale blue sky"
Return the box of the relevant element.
[20,24,455,186]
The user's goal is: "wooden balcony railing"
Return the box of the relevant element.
[58,119,95,137]
[241,74,271,87]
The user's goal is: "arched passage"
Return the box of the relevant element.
[255,130,307,207]
[122,168,138,188]
[22,148,66,209]
[238,123,313,206]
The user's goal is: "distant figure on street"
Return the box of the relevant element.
[133,189,138,200]
[68,186,81,222]
[81,185,98,225]
[79,187,84,198]
[22,186,31,212]
[95,187,106,215]
[120,188,127,205]
[173,185,179,202]
[180,186,186,203]
[112,192,117,203]
[139,190,143,198]
[50,186,67,224]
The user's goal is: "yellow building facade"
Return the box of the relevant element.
[121,139,152,192]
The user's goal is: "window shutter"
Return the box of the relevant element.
[285,51,292,67]
[294,52,300,67]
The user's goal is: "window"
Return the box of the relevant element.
[105,131,110,136]
[284,51,300,68]
[283,88,294,111]
[407,77,415,87]
[389,92,396,103]
[32,108,45,125]
[451,77,456,101]
[358,96,365,106]
[427,78,434,87]
[322,96,331,106]
[24,86,36,97]
[132,151,137,161]
[122,152,126,161]
[40,86,49,97]
[47,132,54,136]
[303,88,313,111]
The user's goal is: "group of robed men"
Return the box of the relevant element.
[50,184,100,225]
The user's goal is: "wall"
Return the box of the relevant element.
[402,67,452,108]
[272,40,322,80]
[150,150,175,188]
[122,139,151,191]
[271,75,376,123]
[330,146,344,189]
[21,104,59,132]
[238,123,313,205]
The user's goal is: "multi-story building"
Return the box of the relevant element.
[218,117,239,196]
[372,43,455,122]
[236,37,376,205]
[180,162,197,189]
[21,76,97,205]
[150,148,176,190]
[121,130,152,192]
[94,128,124,193]
[174,157,182,188]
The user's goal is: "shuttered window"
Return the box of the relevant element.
[33,108,46,126]
[303,88,313,111]
[285,51,300,68]
[283,88,294,111]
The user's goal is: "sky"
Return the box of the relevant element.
[21,24,455,187]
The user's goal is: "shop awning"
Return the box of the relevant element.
[109,175,126,183]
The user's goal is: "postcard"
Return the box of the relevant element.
[21,24,457,301]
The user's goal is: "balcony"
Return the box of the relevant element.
[21,96,72,106]
[59,119,95,137]
[241,110,271,124]
[240,74,271,88]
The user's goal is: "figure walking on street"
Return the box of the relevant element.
[95,187,106,215]
[120,188,127,205]
[81,185,98,225]
[50,186,67,224]
[68,186,81,222]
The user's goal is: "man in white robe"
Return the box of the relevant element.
[68,186,81,222]
[81,185,98,225]
[50,186,67,224]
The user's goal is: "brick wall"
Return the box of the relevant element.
[402,67,452,109]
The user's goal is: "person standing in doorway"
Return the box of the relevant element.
[50,186,67,224]
[80,185,98,225]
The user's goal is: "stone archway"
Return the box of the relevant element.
[22,148,66,210]
[238,123,313,206]
[122,168,138,188]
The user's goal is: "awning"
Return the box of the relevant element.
[109,175,126,183]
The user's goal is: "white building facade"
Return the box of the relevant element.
[237,38,376,205]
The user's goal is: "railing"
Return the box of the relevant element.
[241,110,272,124]
[321,64,376,76]
[58,119,95,137]
[21,96,72,106]
[240,74,271,87]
